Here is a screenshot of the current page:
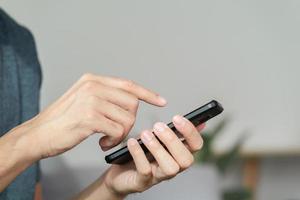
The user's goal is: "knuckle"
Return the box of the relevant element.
[135,184,147,193]
[86,95,99,105]
[122,79,136,90]
[131,98,139,110]
[125,95,139,112]
[85,109,99,121]
[140,168,152,177]
[114,123,125,138]
[127,114,136,126]
[180,155,194,169]
[165,164,180,177]
[80,81,97,94]
[81,73,94,82]
[80,129,92,138]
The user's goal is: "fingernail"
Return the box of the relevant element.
[154,122,166,133]
[128,138,137,146]
[198,123,206,130]
[173,115,186,127]
[100,138,115,151]
[104,138,114,147]
[141,130,154,143]
[158,96,167,105]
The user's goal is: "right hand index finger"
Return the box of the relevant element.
[82,74,167,107]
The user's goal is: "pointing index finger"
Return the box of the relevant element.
[88,75,167,106]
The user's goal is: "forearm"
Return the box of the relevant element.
[73,174,126,200]
[0,123,37,191]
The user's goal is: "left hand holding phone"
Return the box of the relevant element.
[101,115,204,197]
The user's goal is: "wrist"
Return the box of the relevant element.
[73,175,127,200]
[10,121,40,164]
[0,122,38,179]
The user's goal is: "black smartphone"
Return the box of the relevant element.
[105,100,223,164]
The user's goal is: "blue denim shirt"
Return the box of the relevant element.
[0,8,42,200]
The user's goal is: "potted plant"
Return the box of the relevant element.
[194,117,252,200]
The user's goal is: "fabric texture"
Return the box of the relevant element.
[0,8,42,200]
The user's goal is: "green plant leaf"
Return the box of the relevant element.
[210,117,230,139]
[222,188,252,200]
[194,117,230,164]
[216,132,248,174]
[194,133,214,163]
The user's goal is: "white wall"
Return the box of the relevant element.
[2,1,300,199]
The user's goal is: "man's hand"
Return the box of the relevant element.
[102,116,204,197]
[25,73,167,159]
[0,73,167,192]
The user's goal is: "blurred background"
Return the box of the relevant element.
[2,0,300,199]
